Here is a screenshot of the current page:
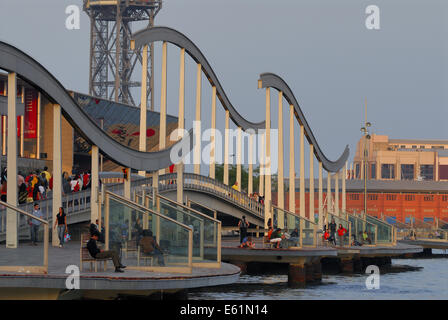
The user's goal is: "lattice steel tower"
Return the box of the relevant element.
[83,0,162,108]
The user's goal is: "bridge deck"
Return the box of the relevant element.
[221,238,422,263]
[0,242,240,292]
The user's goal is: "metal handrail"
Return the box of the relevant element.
[158,173,264,217]
[0,200,49,274]
[186,198,217,220]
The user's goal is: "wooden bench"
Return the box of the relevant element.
[263,236,274,248]
[137,246,169,266]
[80,233,109,272]
[122,239,138,258]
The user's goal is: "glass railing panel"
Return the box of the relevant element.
[272,206,317,247]
[365,215,393,244]
[0,202,49,273]
[408,217,448,241]
[106,195,192,272]
[146,195,220,265]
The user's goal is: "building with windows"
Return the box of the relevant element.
[351,134,448,181]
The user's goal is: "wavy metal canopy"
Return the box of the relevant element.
[0,41,192,172]
[132,26,265,132]
[258,73,349,172]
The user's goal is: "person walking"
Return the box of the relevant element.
[238,215,249,244]
[29,203,43,245]
[53,207,67,248]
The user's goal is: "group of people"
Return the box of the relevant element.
[0,166,53,205]
[62,171,91,195]
[323,219,348,246]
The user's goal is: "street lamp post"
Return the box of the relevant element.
[360,102,372,221]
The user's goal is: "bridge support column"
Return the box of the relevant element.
[309,145,314,220]
[138,44,148,177]
[327,171,332,213]
[194,63,202,175]
[177,48,185,204]
[52,103,62,247]
[224,110,229,185]
[318,162,323,230]
[342,162,347,214]
[159,41,167,175]
[289,104,295,213]
[264,88,272,228]
[299,125,305,218]
[335,172,339,216]
[19,87,24,157]
[259,132,264,196]
[229,261,247,274]
[277,91,284,211]
[288,258,307,287]
[6,73,18,248]
[91,145,99,223]
[209,85,216,179]
[236,127,242,191]
[248,132,254,195]
[312,258,322,282]
[340,257,355,273]
[36,92,41,159]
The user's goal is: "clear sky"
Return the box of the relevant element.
[0,0,447,176]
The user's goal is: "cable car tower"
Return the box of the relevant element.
[83,0,162,109]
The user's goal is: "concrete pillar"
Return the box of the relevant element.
[340,258,354,273]
[124,168,131,200]
[209,85,216,179]
[277,91,284,209]
[259,132,265,196]
[36,93,41,159]
[288,262,306,287]
[265,88,272,228]
[248,133,254,195]
[91,146,99,222]
[138,44,148,177]
[318,161,323,229]
[223,110,229,185]
[342,162,347,213]
[19,87,24,157]
[236,127,242,191]
[194,63,202,175]
[289,104,295,213]
[312,259,322,282]
[335,172,339,216]
[309,145,314,220]
[327,172,332,213]
[299,125,305,218]
[177,48,185,203]
[52,104,62,247]
[2,115,5,156]
[6,73,18,248]
[159,41,167,175]
[305,263,314,282]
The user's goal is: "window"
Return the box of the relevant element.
[423,217,434,223]
[401,164,414,180]
[405,195,415,201]
[442,195,448,202]
[349,194,360,200]
[412,145,417,149]
[400,145,406,149]
[440,165,448,180]
[368,194,378,201]
[355,163,360,179]
[386,194,397,201]
[371,163,376,179]
[420,165,434,181]
[424,195,434,201]
[420,145,425,149]
[381,164,395,179]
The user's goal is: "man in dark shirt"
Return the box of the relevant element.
[87,231,126,273]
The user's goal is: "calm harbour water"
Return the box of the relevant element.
[189,251,448,300]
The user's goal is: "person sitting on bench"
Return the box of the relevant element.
[139,229,166,266]
[87,231,126,273]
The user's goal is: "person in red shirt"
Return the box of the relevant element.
[337,224,348,247]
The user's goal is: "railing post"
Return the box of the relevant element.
[104,192,110,251]
[43,223,49,271]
